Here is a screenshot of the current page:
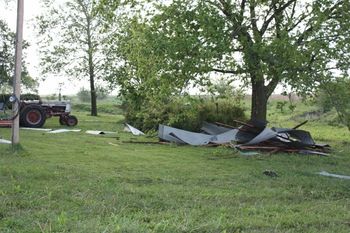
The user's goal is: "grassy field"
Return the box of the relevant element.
[0,104,350,232]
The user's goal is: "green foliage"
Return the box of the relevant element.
[275,100,296,114]
[124,96,246,132]
[118,76,247,132]
[288,104,296,113]
[76,88,91,103]
[77,87,109,103]
[276,101,288,113]
[20,93,41,101]
[37,0,107,79]
[105,18,189,106]
[0,93,40,103]
[206,79,246,101]
[44,93,58,101]
[73,103,123,115]
[0,19,37,91]
[317,78,350,130]
[316,91,333,113]
[36,0,117,116]
[198,98,246,127]
[101,0,350,121]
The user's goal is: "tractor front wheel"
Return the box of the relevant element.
[66,115,78,127]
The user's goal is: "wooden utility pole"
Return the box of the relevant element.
[12,0,24,146]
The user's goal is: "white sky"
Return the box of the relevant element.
[1,0,90,96]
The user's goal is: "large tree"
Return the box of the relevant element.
[103,0,350,121]
[37,0,115,116]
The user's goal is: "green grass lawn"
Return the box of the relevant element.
[1,110,350,232]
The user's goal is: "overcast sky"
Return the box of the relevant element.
[1,0,89,96]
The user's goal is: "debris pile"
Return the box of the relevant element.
[158,120,330,156]
[158,124,237,146]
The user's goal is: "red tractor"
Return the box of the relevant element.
[1,95,78,128]
[20,101,78,128]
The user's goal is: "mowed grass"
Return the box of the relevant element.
[0,110,350,232]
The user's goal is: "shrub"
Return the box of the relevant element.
[124,96,247,132]
[45,94,58,101]
[276,101,288,113]
[77,87,110,102]
[316,90,333,113]
[0,93,41,108]
[21,93,41,101]
[317,77,350,130]
[77,88,90,102]
[0,93,41,102]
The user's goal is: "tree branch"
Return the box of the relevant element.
[287,13,309,32]
[239,0,247,21]
[217,0,243,24]
[266,76,280,97]
[249,0,260,41]
[295,0,344,45]
[211,68,245,75]
[260,0,297,36]
[205,0,224,13]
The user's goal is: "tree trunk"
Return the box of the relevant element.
[251,79,268,122]
[89,53,97,116]
[87,17,97,116]
[89,73,97,116]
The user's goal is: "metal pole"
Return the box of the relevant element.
[12,0,24,146]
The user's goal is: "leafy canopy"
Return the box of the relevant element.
[36,0,114,82]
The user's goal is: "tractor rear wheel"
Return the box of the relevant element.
[20,105,46,128]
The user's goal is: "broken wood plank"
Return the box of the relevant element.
[293,120,308,129]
